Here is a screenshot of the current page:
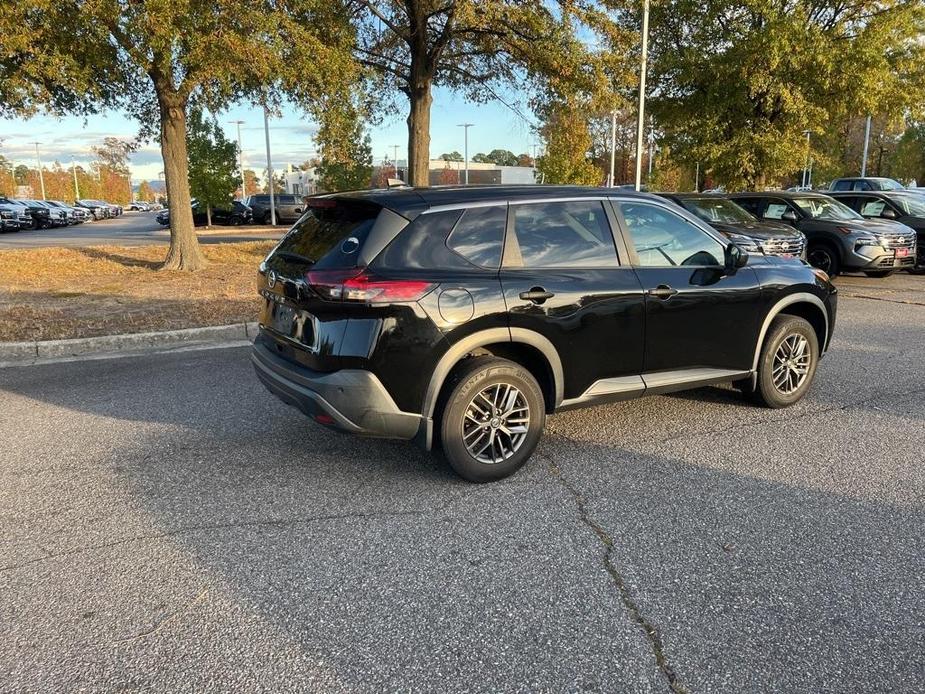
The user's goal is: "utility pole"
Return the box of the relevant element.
[392,145,400,179]
[801,130,812,188]
[647,118,655,179]
[861,115,872,177]
[609,111,617,187]
[458,123,474,184]
[263,106,276,225]
[71,158,80,200]
[695,162,700,192]
[31,142,46,199]
[634,0,650,191]
[230,119,246,199]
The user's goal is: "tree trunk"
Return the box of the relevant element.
[157,92,206,271]
[406,83,433,187]
[206,204,212,227]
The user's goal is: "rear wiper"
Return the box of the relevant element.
[275,250,315,265]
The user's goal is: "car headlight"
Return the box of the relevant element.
[854,236,881,247]
[727,234,762,253]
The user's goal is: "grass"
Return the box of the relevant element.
[0,242,276,341]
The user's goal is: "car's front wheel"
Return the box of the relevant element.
[438,357,545,482]
[750,315,819,408]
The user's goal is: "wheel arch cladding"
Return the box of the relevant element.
[752,292,829,374]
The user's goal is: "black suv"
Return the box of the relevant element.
[245,193,304,224]
[827,190,925,269]
[728,191,917,277]
[658,193,806,258]
[253,186,836,481]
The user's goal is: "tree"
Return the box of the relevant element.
[314,101,373,192]
[535,100,602,185]
[646,0,925,190]
[892,124,925,184]
[349,0,631,185]
[516,153,534,168]
[1,0,353,269]
[476,149,518,166]
[187,108,238,226]
[137,181,155,202]
[439,151,464,162]
[242,170,260,199]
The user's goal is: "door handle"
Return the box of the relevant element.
[519,288,555,303]
[647,284,678,300]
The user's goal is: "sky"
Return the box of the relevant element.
[0,87,540,185]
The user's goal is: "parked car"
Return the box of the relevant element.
[252,186,837,482]
[0,199,33,229]
[24,200,70,227]
[75,200,110,220]
[0,204,21,232]
[828,177,906,192]
[129,201,151,211]
[658,193,806,258]
[46,200,89,224]
[828,190,925,269]
[245,193,304,224]
[0,197,51,229]
[728,191,917,277]
[155,200,253,226]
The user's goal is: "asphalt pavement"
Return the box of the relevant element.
[0,279,923,692]
[0,211,284,248]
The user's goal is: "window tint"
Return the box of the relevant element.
[372,210,471,271]
[860,199,886,217]
[618,201,725,267]
[833,180,852,191]
[733,198,763,216]
[763,201,790,220]
[510,201,617,268]
[855,181,872,191]
[446,205,506,268]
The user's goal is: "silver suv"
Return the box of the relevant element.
[244,194,304,224]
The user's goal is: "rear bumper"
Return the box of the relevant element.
[251,337,422,440]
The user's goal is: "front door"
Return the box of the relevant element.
[613,199,763,374]
[500,199,645,402]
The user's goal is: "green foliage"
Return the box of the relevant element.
[535,101,601,185]
[314,100,373,192]
[136,181,155,201]
[472,149,518,166]
[439,152,464,162]
[892,124,925,184]
[645,0,925,190]
[186,108,238,220]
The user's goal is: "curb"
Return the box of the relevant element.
[0,322,259,366]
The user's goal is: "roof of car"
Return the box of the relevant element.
[656,192,727,200]
[325,185,653,216]
[727,190,833,199]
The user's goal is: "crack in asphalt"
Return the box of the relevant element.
[543,451,687,694]
[111,588,210,645]
[839,292,925,307]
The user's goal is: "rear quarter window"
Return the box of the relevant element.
[372,210,486,271]
[446,205,507,268]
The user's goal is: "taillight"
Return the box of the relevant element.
[306,269,435,303]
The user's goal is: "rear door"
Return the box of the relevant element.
[499,198,645,402]
[612,198,762,374]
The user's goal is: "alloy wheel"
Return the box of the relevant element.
[808,247,833,273]
[462,383,530,464]
[772,333,811,395]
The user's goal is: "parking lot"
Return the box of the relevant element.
[0,211,282,249]
[0,273,922,692]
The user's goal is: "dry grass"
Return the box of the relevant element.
[0,242,276,341]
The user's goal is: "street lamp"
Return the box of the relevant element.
[392,145,400,179]
[861,115,872,177]
[230,119,246,199]
[634,0,650,192]
[801,130,812,188]
[263,106,276,225]
[71,158,80,200]
[31,142,46,200]
[457,123,474,184]
[609,111,617,187]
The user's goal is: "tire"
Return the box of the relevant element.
[750,315,819,409]
[438,357,546,482]
[229,215,243,226]
[807,243,840,277]
[262,211,272,225]
[863,270,893,278]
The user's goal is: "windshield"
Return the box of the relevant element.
[892,194,925,216]
[877,178,905,191]
[681,197,755,224]
[792,197,862,221]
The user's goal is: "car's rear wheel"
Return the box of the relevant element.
[863,270,893,278]
[750,315,819,408]
[262,211,273,225]
[438,357,545,482]
[807,243,840,277]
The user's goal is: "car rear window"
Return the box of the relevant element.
[446,205,507,268]
[265,199,381,271]
[371,210,474,271]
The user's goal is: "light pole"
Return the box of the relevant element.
[458,123,474,184]
[647,121,655,179]
[694,161,700,192]
[230,119,246,200]
[861,115,872,177]
[71,158,80,200]
[634,0,650,191]
[801,130,812,188]
[31,142,46,199]
[392,145,400,179]
[263,106,276,225]
[609,110,617,187]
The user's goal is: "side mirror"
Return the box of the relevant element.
[780,210,799,223]
[725,243,748,273]
[880,208,897,219]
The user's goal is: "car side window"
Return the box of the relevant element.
[763,200,790,220]
[734,198,763,216]
[855,181,872,191]
[617,201,725,267]
[447,205,506,268]
[833,180,851,191]
[509,201,617,268]
[859,199,886,217]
